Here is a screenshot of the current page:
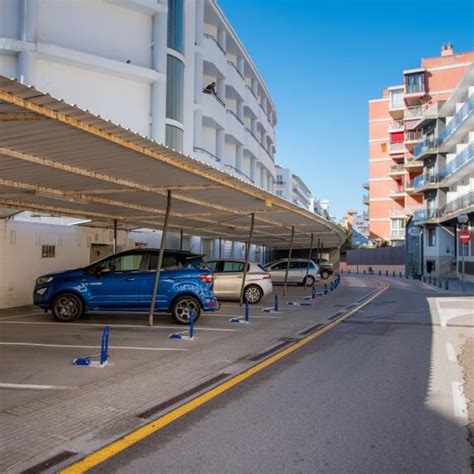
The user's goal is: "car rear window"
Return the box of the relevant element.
[222,261,244,273]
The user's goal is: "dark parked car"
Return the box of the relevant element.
[317,259,334,279]
[33,249,218,324]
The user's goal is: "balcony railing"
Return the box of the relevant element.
[390,229,405,239]
[404,130,422,142]
[246,84,258,100]
[226,109,244,125]
[405,180,416,190]
[439,96,474,142]
[225,164,253,183]
[390,205,423,217]
[203,89,225,107]
[413,137,441,158]
[389,164,405,174]
[442,190,474,216]
[226,60,244,79]
[362,194,369,205]
[193,147,221,163]
[413,207,439,223]
[389,186,406,196]
[405,157,423,167]
[389,142,405,154]
[439,142,474,180]
[388,120,404,130]
[413,173,439,190]
[203,33,226,54]
[405,106,423,119]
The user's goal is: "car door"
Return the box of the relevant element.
[289,261,305,283]
[268,261,287,283]
[83,252,144,309]
[138,252,181,311]
[206,261,223,294]
[217,261,245,297]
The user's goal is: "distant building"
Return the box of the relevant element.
[314,198,331,221]
[275,165,313,210]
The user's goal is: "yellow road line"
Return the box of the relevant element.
[60,281,388,473]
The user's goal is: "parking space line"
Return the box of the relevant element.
[0,342,188,351]
[0,382,76,390]
[205,314,282,319]
[0,321,236,332]
[0,312,44,321]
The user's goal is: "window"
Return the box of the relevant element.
[271,261,288,270]
[100,254,143,273]
[206,261,220,272]
[290,261,307,269]
[406,73,425,94]
[428,228,436,247]
[149,253,183,271]
[390,89,403,109]
[166,55,184,122]
[167,0,184,53]
[165,125,183,152]
[41,245,55,258]
[222,261,245,273]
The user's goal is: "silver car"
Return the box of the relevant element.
[264,258,320,286]
[206,259,273,304]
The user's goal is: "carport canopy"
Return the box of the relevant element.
[0,76,345,250]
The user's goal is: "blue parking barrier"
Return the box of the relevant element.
[230,303,250,324]
[245,301,249,322]
[275,294,279,312]
[73,325,110,367]
[100,325,109,365]
[324,284,328,295]
[169,309,196,339]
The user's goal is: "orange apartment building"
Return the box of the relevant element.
[367,44,474,245]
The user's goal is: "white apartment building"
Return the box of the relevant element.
[0,0,277,189]
[274,165,313,210]
[412,64,474,282]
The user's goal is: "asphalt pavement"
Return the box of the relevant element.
[91,278,473,474]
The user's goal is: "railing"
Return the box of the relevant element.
[413,208,438,223]
[405,157,423,167]
[193,147,221,163]
[390,205,423,217]
[413,137,441,158]
[405,180,415,190]
[441,190,474,216]
[413,173,439,190]
[389,186,406,196]
[389,164,405,173]
[405,83,425,94]
[203,89,225,107]
[246,84,258,100]
[203,33,226,54]
[405,106,423,118]
[390,229,405,239]
[362,194,369,204]
[226,109,244,125]
[439,96,474,142]
[389,142,405,153]
[245,127,274,162]
[439,142,474,180]
[405,130,422,142]
[225,164,253,182]
[388,120,404,130]
[226,60,244,79]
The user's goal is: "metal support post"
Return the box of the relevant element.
[112,219,118,253]
[283,226,295,297]
[219,237,222,259]
[148,190,172,326]
[305,233,314,284]
[180,228,183,251]
[240,213,255,305]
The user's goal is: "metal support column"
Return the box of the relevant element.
[112,219,118,253]
[148,190,172,326]
[305,233,314,283]
[180,229,183,251]
[239,213,255,305]
[283,226,295,297]
[219,237,222,259]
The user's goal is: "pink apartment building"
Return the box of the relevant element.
[367,45,474,245]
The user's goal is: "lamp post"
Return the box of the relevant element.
[457,214,468,293]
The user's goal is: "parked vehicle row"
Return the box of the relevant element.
[33,249,334,324]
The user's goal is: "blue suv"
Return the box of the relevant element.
[33,249,218,324]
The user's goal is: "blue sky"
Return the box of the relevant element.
[218,0,474,220]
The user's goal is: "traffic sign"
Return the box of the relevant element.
[459,231,471,243]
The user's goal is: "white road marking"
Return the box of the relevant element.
[0,342,188,351]
[0,382,75,390]
[0,321,235,332]
[0,312,44,321]
[205,313,282,319]
[434,298,474,328]
[445,343,457,362]
[451,382,468,419]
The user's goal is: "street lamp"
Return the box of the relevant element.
[457,214,469,293]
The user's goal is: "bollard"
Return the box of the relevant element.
[274,294,279,312]
[324,284,328,295]
[445,279,449,290]
[379,270,381,276]
[348,269,351,275]
[399,272,402,278]
[245,300,250,322]
[363,269,366,275]
[189,308,194,339]
[312,286,317,300]
[100,326,110,365]
[341,269,344,274]
[386,270,388,276]
[392,271,395,277]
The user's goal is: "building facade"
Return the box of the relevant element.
[411,64,473,282]
[0,0,277,189]
[367,45,474,246]
[274,165,313,210]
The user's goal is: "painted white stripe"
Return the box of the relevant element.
[0,382,75,390]
[451,381,468,418]
[205,314,282,319]
[0,321,235,332]
[0,342,188,351]
[445,343,457,362]
[0,312,44,321]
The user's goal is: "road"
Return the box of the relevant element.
[91,278,473,474]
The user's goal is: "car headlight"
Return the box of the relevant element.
[36,276,53,285]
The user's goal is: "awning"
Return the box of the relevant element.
[0,76,345,249]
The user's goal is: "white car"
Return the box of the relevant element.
[206,259,273,304]
[264,258,320,286]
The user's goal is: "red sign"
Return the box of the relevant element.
[459,231,471,243]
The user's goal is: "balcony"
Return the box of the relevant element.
[439,142,474,182]
[389,186,407,197]
[193,147,221,164]
[362,182,369,190]
[390,229,405,240]
[439,96,474,144]
[390,205,423,217]
[404,157,423,169]
[224,164,253,183]
[388,164,405,176]
[441,191,474,219]
[404,73,426,105]
[388,120,404,132]
[202,90,226,128]
[226,60,244,80]
[413,137,441,159]
[389,142,405,155]
[413,173,440,191]
[404,180,417,193]
[203,33,227,75]
[404,106,423,120]
[404,130,423,144]
[413,207,439,223]
[388,89,404,119]
[363,194,369,205]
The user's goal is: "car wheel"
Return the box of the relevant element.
[321,270,330,280]
[304,275,315,287]
[51,293,84,322]
[244,285,263,304]
[171,295,201,325]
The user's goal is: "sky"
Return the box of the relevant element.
[218,0,474,220]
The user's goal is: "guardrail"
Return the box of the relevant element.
[226,60,244,79]
[405,106,423,119]
[439,142,474,179]
[226,109,244,125]
[203,33,226,54]
[439,96,474,142]
[413,137,441,158]
[225,164,253,182]
[193,147,221,163]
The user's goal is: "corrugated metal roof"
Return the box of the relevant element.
[0,76,345,249]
